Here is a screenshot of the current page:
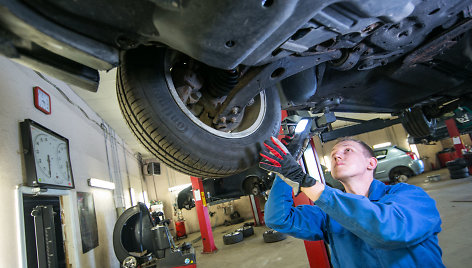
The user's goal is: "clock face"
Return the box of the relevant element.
[38,91,50,112]
[34,87,51,114]
[30,124,73,187]
[33,134,53,179]
[56,143,71,183]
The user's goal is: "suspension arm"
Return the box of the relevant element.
[213,50,342,126]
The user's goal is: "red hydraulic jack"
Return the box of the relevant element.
[190,176,218,254]
[249,194,265,226]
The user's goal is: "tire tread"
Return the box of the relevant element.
[116,47,280,177]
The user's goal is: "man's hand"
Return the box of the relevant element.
[259,136,316,195]
[280,134,294,146]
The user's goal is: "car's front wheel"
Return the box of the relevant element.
[389,166,413,184]
[116,47,281,178]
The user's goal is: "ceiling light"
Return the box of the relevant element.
[88,178,115,190]
[168,183,192,193]
[373,142,391,149]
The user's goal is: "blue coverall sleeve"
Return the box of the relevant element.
[264,176,327,241]
[315,183,442,249]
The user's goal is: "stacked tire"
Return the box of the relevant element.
[222,225,255,245]
[446,158,469,179]
[222,231,244,245]
[236,226,255,238]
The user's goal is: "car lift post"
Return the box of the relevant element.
[190,176,218,254]
[445,118,466,158]
[280,110,330,267]
[249,195,265,226]
[290,139,331,268]
[444,118,472,173]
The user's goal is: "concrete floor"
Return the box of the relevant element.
[175,168,472,267]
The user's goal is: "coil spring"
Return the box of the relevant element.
[206,68,239,98]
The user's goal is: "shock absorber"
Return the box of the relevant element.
[206,68,239,98]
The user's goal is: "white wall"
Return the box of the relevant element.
[0,56,146,267]
[0,54,257,268]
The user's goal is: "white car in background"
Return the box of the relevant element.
[374,146,424,183]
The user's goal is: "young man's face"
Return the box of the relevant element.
[330,140,376,181]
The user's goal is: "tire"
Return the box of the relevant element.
[449,167,469,179]
[463,152,472,166]
[449,167,468,174]
[388,167,413,184]
[223,231,244,245]
[117,47,281,178]
[237,226,254,237]
[448,165,466,172]
[401,108,437,138]
[446,159,468,168]
[263,229,287,243]
[450,172,469,179]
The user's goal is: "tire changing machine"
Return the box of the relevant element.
[112,203,197,268]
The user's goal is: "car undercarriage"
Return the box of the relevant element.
[2,0,472,177]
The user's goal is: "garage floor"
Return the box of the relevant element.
[175,168,472,268]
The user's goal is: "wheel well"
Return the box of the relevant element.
[388,166,414,179]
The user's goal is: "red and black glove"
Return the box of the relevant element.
[259,136,316,196]
[281,134,294,146]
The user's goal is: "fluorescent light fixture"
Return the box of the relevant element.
[168,183,192,193]
[373,142,391,149]
[88,178,115,190]
[295,119,309,133]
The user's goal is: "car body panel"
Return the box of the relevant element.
[2,0,472,107]
[374,146,424,182]
[1,0,471,178]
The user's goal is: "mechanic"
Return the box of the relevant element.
[260,136,444,267]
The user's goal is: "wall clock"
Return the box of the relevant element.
[33,86,51,114]
[20,119,75,189]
